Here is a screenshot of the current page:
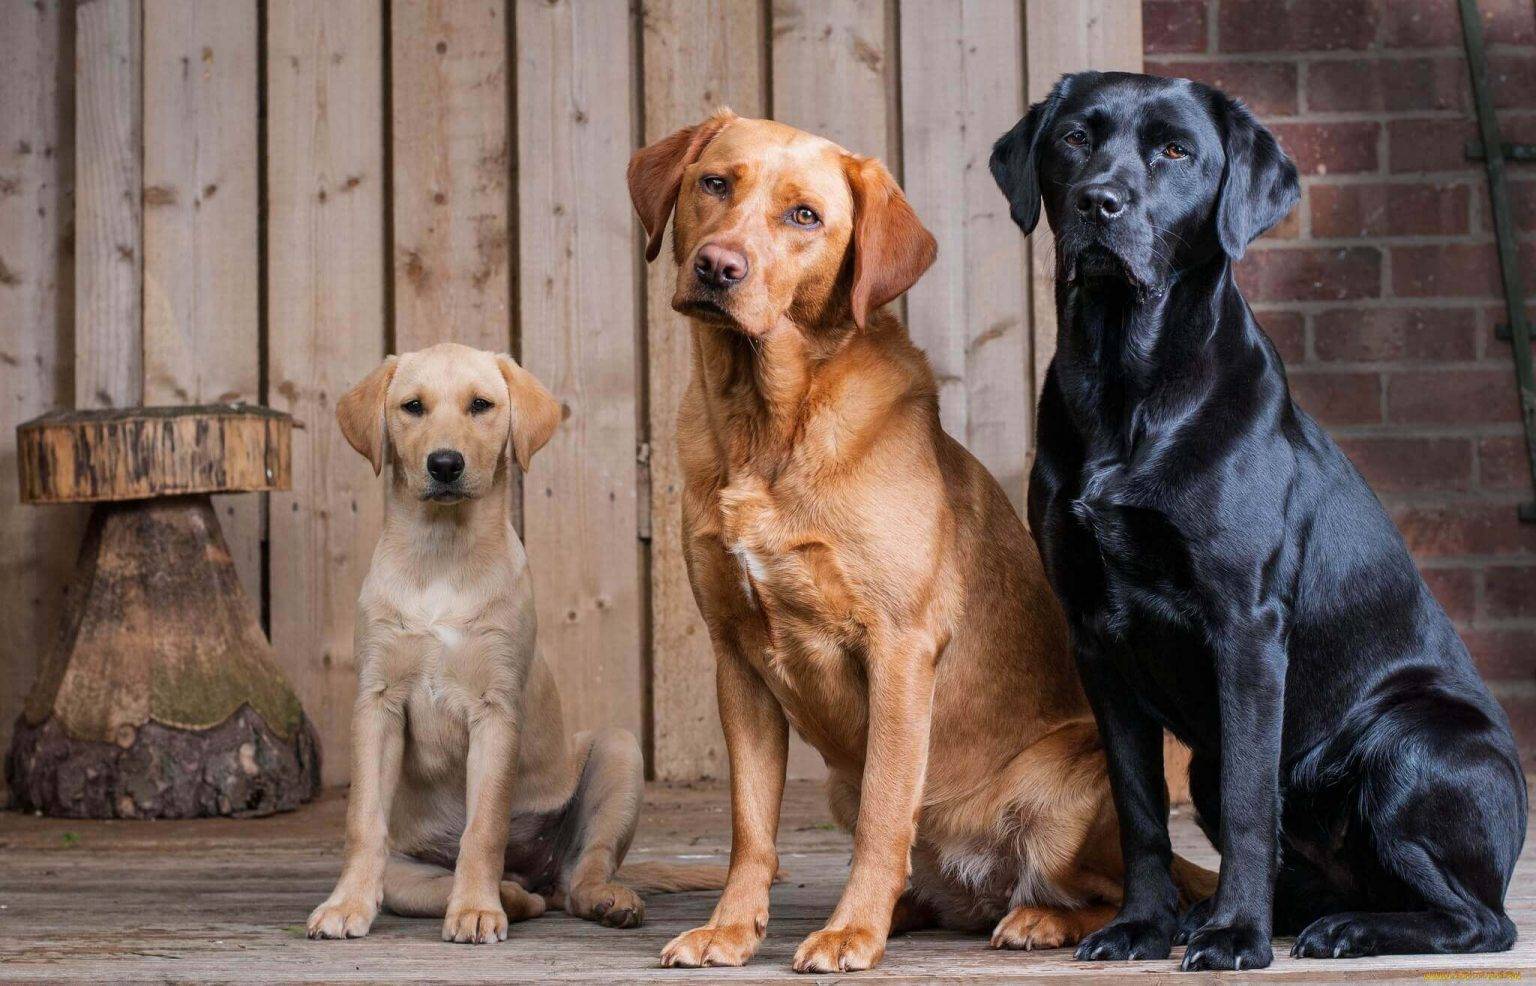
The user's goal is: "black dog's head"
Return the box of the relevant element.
[990,71,1299,293]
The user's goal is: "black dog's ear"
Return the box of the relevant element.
[1215,96,1300,259]
[989,75,1072,235]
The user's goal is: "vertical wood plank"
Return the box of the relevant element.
[1,0,80,800]
[141,0,263,604]
[390,0,510,351]
[517,0,642,742]
[74,0,142,410]
[1023,0,1142,394]
[899,0,1031,512]
[267,0,386,786]
[640,0,765,781]
[770,0,896,161]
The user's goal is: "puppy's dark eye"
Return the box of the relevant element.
[401,399,424,416]
[700,175,728,196]
[788,206,821,228]
[1162,142,1190,160]
[469,397,493,414]
[1064,129,1089,148]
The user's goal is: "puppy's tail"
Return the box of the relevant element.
[614,860,730,894]
[1171,853,1219,905]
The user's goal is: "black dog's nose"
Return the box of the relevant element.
[1076,184,1126,220]
[426,449,465,483]
[694,243,748,288]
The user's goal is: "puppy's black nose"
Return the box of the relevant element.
[1076,184,1126,220]
[426,449,465,483]
[694,243,748,289]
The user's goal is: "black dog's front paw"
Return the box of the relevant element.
[1291,913,1381,959]
[1180,923,1273,971]
[1074,919,1173,962]
[1172,897,1213,946]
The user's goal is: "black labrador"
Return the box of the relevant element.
[990,71,1526,971]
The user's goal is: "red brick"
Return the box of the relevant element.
[1394,502,1536,557]
[1307,58,1465,114]
[1486,564,1536,619]
[1287,371,1382,425]
[1147,59,1298,116]
[1486,178,1536,233]
[1382,0,1536,47]
[1496,690,1536,769]
[1387,370,1521,425]
[1145,0,1209,53]
[1217,0,1377,52]
[1463,627,1536,680]
[1390,116,1536,173]
[1237,246,1382,302]
[1271,122,1379,176]
[1310,182,1470,238]
[1480,435,1534,491]
[1392,243,1536,299]
[1257,309,1306,362]
[1337,436,1473,493]
[1490,55,1536,109]
[1421,566,1477,622]
[1313,307,1477,362]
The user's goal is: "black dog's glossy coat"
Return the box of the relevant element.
[991,71,1526,970]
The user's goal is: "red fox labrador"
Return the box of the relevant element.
[628,112,1213,973]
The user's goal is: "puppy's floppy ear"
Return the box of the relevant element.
[627,108,736,263]
[336,355,398,476]
[989,74,1072,235]
[1214,95,1300,260]
[496,354,561,472]
[844,155,938,329]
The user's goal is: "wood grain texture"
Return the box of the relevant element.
[265,0,387,787]
[899,0,1032,513]
[1023,0,1142,396]
[142,0,263,604]
[0,0,81,803]
[640,0,766,781]
[770,0,897,161]
[517,0,643,743]
[74,0,142,410]
[390,0,511,352]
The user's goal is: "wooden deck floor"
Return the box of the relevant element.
[1,780,1531,983]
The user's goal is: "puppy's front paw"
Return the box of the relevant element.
[307,896,377,940]
[1180,923,1273,971]
[792,924,884,974]
[1173,896,1213,946]
[1074,918,1173,961]
[568,881,645,929]
[661,922,763,968]
[442,902,508,944]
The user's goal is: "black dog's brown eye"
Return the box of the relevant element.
[789,206,820,228]
[700,175,728,196]
[469,397,493,414]
[1162,142,1189,160]
[1064,129,1089,148]
[401,399,425,416]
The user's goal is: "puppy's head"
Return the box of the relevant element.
[990,71,1298,293]
[628,110,936,335]
[337,343,560,504]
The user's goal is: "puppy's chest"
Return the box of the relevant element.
[377,580,509,711]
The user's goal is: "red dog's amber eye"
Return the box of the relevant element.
[1163,143,1189,159]
[1064,130,1089,148]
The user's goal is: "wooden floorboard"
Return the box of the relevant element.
[1,781,1531,983]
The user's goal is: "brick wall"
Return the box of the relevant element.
[1144,0,1536,758]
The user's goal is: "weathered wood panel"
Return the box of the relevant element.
[770,0,897,161]
[641,0,766,781]
[900,0,1032,513]
[517,0,643,741]
[142,0,263,604]
[74,0,142,410]
[390,0,511,351]
[0,0,80,801]
[266,0,388,788]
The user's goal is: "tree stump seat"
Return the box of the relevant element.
[7,405,320,819]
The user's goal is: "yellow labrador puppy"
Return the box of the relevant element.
[307,343,723,944]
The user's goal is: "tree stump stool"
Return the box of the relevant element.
[7,406,320,818]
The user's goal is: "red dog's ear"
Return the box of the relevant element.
[628,109,737,262]
[845,155,938,328]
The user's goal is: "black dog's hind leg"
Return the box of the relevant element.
[1173,752,1218,946]
[1073,640,1181,963]
[1180,622,1286,972]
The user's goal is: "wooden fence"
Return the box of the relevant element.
[0,0,1141,791]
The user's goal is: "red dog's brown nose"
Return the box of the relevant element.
[694,243,748,288]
